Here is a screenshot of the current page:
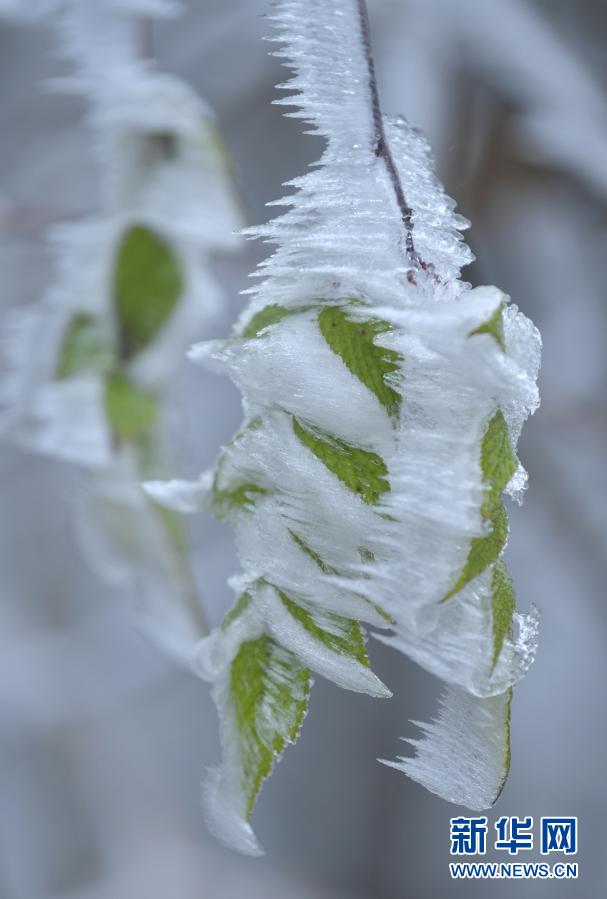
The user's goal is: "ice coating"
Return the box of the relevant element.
[188,0,540,852]
[0,0,241,666]
[368,287,541,624]
[381,687,513,810]
[240,4,472,325]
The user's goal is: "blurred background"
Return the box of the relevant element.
[1,0,606,896]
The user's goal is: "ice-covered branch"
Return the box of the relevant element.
[0,0,241,664]
[176,0,541,853]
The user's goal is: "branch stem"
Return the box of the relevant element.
[356,0,418,265]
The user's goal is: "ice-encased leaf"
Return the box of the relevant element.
[240,303,313,339]
[198,602,311,856]
[469,302,506,351]
[211,482,268,519]
[289,529,336,574]
[445,410,517,598]
[490,561,516,669]
[318,304,401,417]
[290,529,394,626]
[220,593,252,632]
[113,224,183,359]
[259,581,389,695]
[446,502,508,600]
[381,686,512,810]
[292,417,390,505]
[0,1,244,708]
[55,313,115,378]
[279,591,369,667]
[231,635,311,819]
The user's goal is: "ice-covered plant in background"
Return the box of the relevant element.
[151,0,540,854]
[0,0,241,664]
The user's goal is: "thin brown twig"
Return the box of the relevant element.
[356,0,436,282]
[356,0,416,259]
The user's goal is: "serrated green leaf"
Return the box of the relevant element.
[491,560,516,668]
[318,304,401,417]
[105,372,157,445]
[293,417,389,505]
[240,303,312,339]
[445,410,516,599]
[469,303,505,351]
[446,496,508,599]
[114,224,183,359]
[231,636,311,818]
[278,590,369,667]
[481,410,518,501]
[55,313,114,379]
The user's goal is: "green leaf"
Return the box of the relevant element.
[469,303,505,351]
[445,410,516,599]
[278,590,369,667]
[230,636,311,818]
[289,529,337,575]
[55,313,114,379]
[212,482,268,519]
[481,410,518,501]
[293,417,389,505]
[318,304,401,417]
[114,224,183,359]
[105,373,157,445]
[210,420,269,519]
[446,497,508,599]
[491,560,516,668]
[290,530,394,625]
[221,592,252,632]
[240,303,312,339]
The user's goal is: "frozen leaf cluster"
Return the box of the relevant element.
[0,0,241,665]
[151,0,541,853]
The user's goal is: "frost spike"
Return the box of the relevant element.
[380,687,512,810]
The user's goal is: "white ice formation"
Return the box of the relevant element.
[0,0,241,666]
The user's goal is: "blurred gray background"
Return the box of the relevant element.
[1,0,606,896]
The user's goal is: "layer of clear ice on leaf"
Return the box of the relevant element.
[171,0,541,853]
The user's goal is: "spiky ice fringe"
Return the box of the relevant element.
[381,686,513,809]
